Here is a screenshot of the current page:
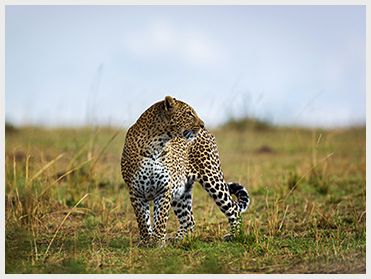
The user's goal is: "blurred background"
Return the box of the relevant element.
[5,5,366,129]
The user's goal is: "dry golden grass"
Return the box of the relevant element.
[5,123,366,273]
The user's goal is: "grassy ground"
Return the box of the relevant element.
[5,122,366,274]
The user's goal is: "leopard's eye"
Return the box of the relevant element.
[187,111,193,117]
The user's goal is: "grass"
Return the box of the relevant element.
[5,122,366,274]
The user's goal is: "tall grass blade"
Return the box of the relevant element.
[88,125,124,173]
[44,193,90,257]
[38,157,94,198]
[283,152,333,204]
[67,129,100,170]
[29,153,65,183]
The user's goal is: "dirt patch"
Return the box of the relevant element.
[255,145,275,154]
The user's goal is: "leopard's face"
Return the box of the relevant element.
[162,96,204,142]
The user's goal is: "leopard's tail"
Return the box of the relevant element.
[228,182,250,213]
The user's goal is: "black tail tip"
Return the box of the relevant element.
[228,182,250,213]
[228,182,246,194]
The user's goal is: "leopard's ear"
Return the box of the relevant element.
[164,96,176,112]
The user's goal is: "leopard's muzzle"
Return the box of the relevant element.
[183,124,204,142]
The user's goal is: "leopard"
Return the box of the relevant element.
[121,96,250,247]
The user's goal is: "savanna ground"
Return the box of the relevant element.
[5,119,366,274]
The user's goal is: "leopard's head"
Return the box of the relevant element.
[162,96,204,141]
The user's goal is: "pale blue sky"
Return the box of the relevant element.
[5,5,366,128]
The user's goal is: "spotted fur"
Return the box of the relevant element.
[121,96,250,247]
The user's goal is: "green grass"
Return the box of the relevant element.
[5,123,366,273]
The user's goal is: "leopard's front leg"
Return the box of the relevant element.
[171,182,196,241]
[129,190,152,247]
[150,187,172,247]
